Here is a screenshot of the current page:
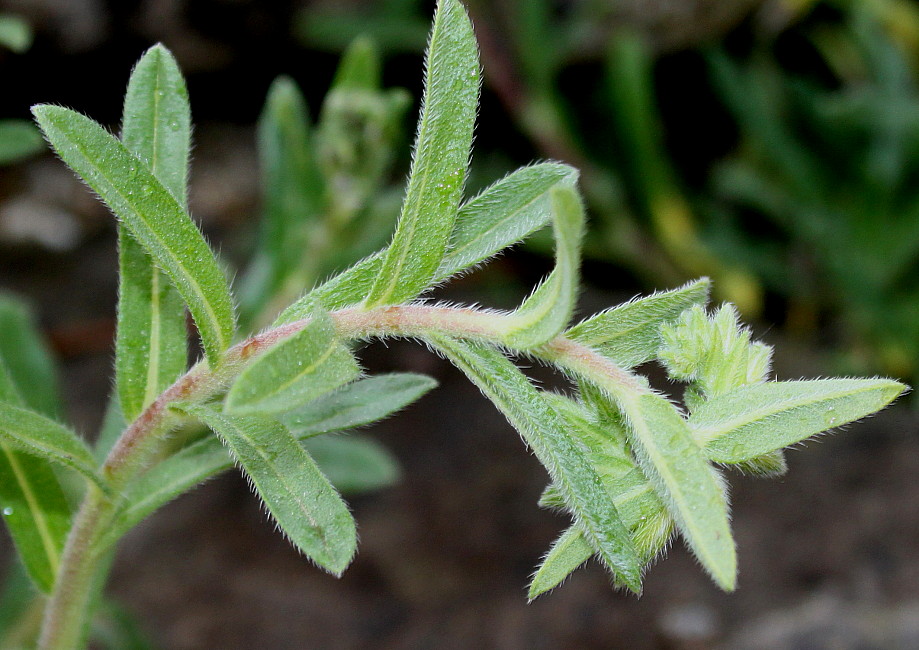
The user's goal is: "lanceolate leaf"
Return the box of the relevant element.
[618,392,736,590]
[175,403,357,575]
[0,294,61,417]
[0,402,102,488]
[283,372,437,438]
[364,0,479,307]
[32,105,236,367]
[276,162,578,323]
[226,309,360,415]
[302,435,400,494]
[438,162,578,276]
[690,378,906,463]
[566,278,710,369]
[429,335,643,592]
[116,44,190,420]
[501,186,584,349]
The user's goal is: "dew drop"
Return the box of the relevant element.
[2,507,13,516]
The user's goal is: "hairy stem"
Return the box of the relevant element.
[41,302,640,648]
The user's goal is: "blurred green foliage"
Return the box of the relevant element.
[296,0,919,379]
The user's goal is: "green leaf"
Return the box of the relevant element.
[0,294,61,418]
[93,395,127,464]
[276,162,578,323]
[566,278,710,369]
[0,443,72,592]
[527,525,589,600]
[174,403,357,575]
[501,186,584,349]
[31,105,236,368]
[690,379,907,463]
[283,372,437,438]
[226,309,360,415]
[329,36,381,90]
[0,120,43,165]
[437,162,579,277]
[364,0,479,307]
[302,435,400,494]
[618,392,736,590]
[118,48,191,420]
[0,559,39,645]
[428,335,643,592]
[0,402,103,489]
[0,14,32,53]
[240,75,325,322]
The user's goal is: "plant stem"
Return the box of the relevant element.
[39,302,641,647]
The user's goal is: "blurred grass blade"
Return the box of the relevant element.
[32,105,236,368]
[619,392,736,590]
[226,309,360,415]
[0,402,103,489]
[501,186,584,348]
[302,435,399,494]
[117,45,190,419]
[567,279,710,369]
[175,403,357,575]
[0,294,61,417]
[364,0,479,307]
[283,372,437,437]
[691,379,907,462]
[429,335,643,592]
[438,162,579,276]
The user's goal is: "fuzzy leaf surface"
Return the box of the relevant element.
[32,105,235,367]
[501,186,584,348]
[429,335,642,592]
[691,378,906,462]
[176,403,357,575]
[620,393,735,590]
[275,162,578,322]
[364,0,479,306]
[0,402,101,487]
[283,372,437,438]
[225,310,360,415]
[116,45,190,419]
[566,279,710,369]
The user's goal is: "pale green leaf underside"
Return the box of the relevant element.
[567,278,711,369]
[32,105,235,368]
[0,402,102,489]
[226,310,360,415]
[501,185,584,349]
[620,393,735,590]
[283,372,437,438]
[428,335,643,592]
[691,378,906,462]
[275,161,577,323]
[175,403,357,575]
[116,44,190,420]
[364,0,479,306]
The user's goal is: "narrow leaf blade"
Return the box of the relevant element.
[175,403,357,575]
[116,44,190,419]
[283,372,437,437]
[303,435,400,494]
[0,402,101,487]
[225,310,360,415]
[0,294,61,417]
[32,105,236,367]
[691,379,907,462]
[501,185,584,349]
[364,0,480,306]
[429,335,643,592]
[566,279,711,369]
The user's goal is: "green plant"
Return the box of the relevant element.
[0,0,905,647]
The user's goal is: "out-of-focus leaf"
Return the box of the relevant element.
[0,295,61,418]
[0,120,43,165]
[283,372,437,438]
[0,14,31,53]
[303,435,399,494]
